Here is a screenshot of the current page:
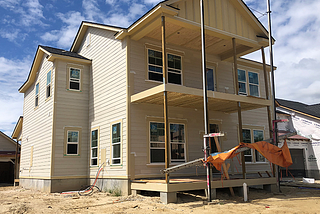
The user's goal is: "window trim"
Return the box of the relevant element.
[90,127,100,167]
[46,69,52,99]
[148,119,187,164]
[64,127,81,157]
[110,119,122,166]
[237,68,260,97]
[146,47,184,86]
[242,126,265,163]
[35,82,39,108]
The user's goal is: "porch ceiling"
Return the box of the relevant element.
[131,84,272,113]
[144,21,253,60]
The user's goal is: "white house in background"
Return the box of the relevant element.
[276,99,320,179]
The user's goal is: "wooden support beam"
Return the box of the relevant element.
[162,16,170,184]
[232,38,245,179]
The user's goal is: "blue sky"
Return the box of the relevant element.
[0,0,320,136]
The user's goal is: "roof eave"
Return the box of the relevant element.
[12,116,23,140]
[47,54,92,64]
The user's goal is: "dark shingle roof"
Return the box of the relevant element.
[276,98,320,119]
[40,45,90,61]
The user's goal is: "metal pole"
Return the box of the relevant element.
[267,0,280,191]
[200,0,211,202]
[161,16,170,184]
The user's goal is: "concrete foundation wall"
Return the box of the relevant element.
[307,170,320,179]
[20,178,89,193]
[91,178,130,196]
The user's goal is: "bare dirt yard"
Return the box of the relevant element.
[1,183,320,214]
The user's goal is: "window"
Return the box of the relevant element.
[46,70,51,98]
[209,124,219,154]
[238,69,259,97]
[242,129,265,162]
[67,131,79,155]
[149,122,186,163]
[111,122,121,165]
[91,129,98,166]
[206,68,216,91]
[35,83,39,107]
[148,49,182,85]
[69,68,81,91]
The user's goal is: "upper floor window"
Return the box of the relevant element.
[206,67,216,91]
[148,49,182,85]
[242,129,265,163]
[238,69,259,97]
[69,68,81,91]
[35,83,39,107]
[46,70,51,98]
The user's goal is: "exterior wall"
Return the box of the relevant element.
[20,54,54,180]
[171,0,258,41]
[52,59,90,181]
[277,108,320,179]
[129,37,271,178]
[77,27,128,183]
[0,134,16,151]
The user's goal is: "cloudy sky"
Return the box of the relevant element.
[0,0,319,136]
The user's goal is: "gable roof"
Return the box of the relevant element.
[12,116,23,140]
[19,45,91,93]
[0,131,20,147]
[276,98,320,120]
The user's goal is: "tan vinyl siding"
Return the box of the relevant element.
[77,27,127,178]
[20,55,54,178]
[52,60,90,177]
[0,136,16,151]
[172,0,258,41]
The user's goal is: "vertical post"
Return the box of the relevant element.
[267,0,279,190]
[14,140,19,182]
[200,0,211,202]
[261,47,273,139]
[232,38,245,178]
[161,16,170,184]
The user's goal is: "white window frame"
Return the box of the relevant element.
[149,121,186,164]
[66,130,79,155]
[238,69,260,97]
[35,82,39,107]
[46,70,52,99]
[147,49,183,85]
[91,128,99,166]
[111,122,121,165]
[69,67,81,91]
[242,128,265,163]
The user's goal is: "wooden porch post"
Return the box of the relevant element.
[14,140,19,182]
[232,38,245,179]
[161,15,170,184]
[261,47,276,177]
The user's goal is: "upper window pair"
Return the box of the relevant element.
[238,69,259,97]
[148,49,182,85]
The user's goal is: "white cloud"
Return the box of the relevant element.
[143,0,160,5]
[41,11,85,49]
[0,57,31,136]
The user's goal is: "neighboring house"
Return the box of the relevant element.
[276,99,320,179]
[0,130,20,184]
[19,0,277,196]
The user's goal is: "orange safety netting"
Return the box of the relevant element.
[206,140,292,171]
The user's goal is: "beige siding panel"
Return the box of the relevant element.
[20,55,54,178]
[77,27,127,177]
[0,135,16,151]
[53,59,90,177]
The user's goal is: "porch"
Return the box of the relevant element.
[131,173,277,204]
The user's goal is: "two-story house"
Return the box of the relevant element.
[18,0,277,199]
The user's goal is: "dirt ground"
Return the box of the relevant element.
[1,183,320,214]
